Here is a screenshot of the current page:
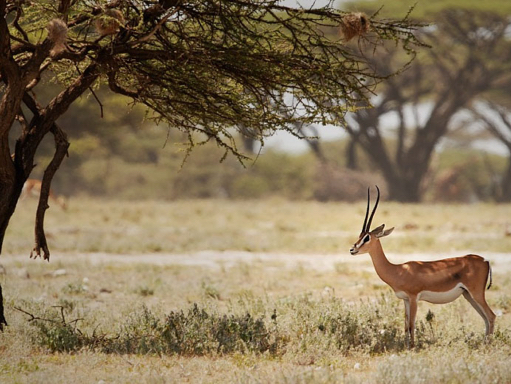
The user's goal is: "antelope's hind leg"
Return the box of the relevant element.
[462,290,495,336]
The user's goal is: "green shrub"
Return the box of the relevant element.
[29,307,86,353]
[28,304,281,356]
[24,295,478,357]
[161,304,278,355]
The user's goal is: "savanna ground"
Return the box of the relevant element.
[1,198,511,383]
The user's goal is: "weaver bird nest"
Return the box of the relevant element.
[341,12,370,41]
[46,19,68,55]
[95,9,125,36]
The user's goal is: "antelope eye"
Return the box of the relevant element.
[363,234,370,243]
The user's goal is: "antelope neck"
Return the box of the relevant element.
[368,240,397,286]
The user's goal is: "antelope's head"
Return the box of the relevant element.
[350,186,394,256]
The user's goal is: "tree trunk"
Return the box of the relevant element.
[386,175,423,202]
[0,135,24,253]
[370,139,426,203]
[498,153,511,202]
[346,136,358,170]
[0,135,26,331]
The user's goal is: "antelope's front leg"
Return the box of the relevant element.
[403,297,418,348]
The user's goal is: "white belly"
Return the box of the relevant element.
[395,283,466,304]
[418,283,465,304]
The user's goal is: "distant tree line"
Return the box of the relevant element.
[25,114,508,204]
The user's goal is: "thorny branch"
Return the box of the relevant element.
[14,305,84,328]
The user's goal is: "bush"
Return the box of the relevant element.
[35,319,85,353]
[161,304,278,355]
[27,304,281,356]
[23,295,446,357]
[27,306,86,353]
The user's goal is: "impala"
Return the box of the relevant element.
[21,179,67,210]
[350,186,495,348]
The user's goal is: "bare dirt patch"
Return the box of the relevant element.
[4,249,511,273]
[38,250,511,272]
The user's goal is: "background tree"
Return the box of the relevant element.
[0,0,423,327]
[343,9,511,202]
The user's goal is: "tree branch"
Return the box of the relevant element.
[30,123,70,261]
[14,305,83,326]
[472,102,511,148]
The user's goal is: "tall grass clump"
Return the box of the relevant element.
[279,292,438,359]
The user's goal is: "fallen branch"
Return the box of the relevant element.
[14,305,83,327]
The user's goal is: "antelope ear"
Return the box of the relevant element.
[370,224,385,236]
[376,226,394,238]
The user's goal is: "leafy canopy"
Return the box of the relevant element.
[2,0,425,162]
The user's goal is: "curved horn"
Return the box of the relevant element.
[366,185,380,231]
[362,187,370,233]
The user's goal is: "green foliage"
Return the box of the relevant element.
[159,304,279,355]
[36,320,84,353]
[28,304,281,356]
[279,293,438,357]
[318,306,405,353]
[426,148,507,202]
[26,294,508,359]
[3,0,426,167]
[29,308,85,353]
[23,82,504,203]
[50,131,508,202]
[328,2,511,202]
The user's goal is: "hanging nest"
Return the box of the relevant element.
[95,9,125,36]
[46,19,68,56]
[340,12,370,42]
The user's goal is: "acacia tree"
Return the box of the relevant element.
[344,9,511,202]
[0,0,423,327]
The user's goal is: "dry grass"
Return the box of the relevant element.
[5,198,511,255]
[1,199,511,383]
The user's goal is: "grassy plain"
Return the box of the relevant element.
[1,198,511,383]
